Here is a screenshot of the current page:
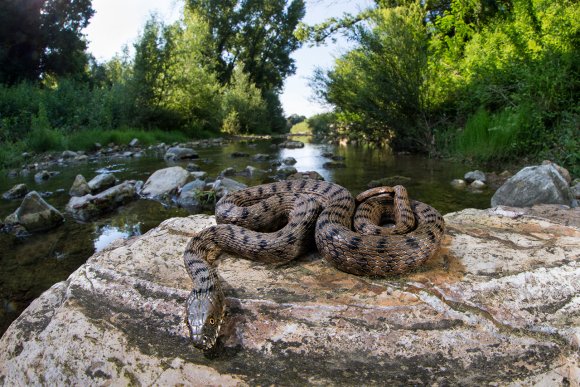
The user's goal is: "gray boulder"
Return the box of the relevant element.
[1,210,578,385]
[212,177,247,199]
[186,163,201,172]
[66,182,137,221]
[62,150,78,159]
[2,184,28,200]
[470,180,486,189]
[219,167,236,177]
[491,163,574,207]
[69,175,90,197]
[34,170,51,182]
[323,161,346,169]
[287,171,325,181]
[276,166,298,179]
[176,180,208,210]
[282,156,297,165]
[88,173,116,194]
[450,179,467,190]
[278,140,305,149]
[251,153,270,162]
[129,138,139,147]
[164,147,198,160]
[464,170,486,183]
[141,166,191,200]
[4,191,64,232]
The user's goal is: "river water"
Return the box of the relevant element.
[0,137,491,334]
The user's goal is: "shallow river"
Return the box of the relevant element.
[0,138,491,334]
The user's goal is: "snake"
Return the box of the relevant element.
[183,179,445,350]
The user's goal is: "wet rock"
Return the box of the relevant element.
[141,167,191,200]
[219,167,237,177]
[230,152,249,158]
[62,150,78,159]
[212,177,247,199]
[1,209,578,385]
[251,154,270,162]
[331,155,345,161]
[88,173,117,194]
[34,170,51,182]
[4,191,64,232]
[542,160,571,184]
[190,171,208,180]
[321,152,334,158]
[278,140,304,149]
[75,154,89,162]
[122,151,133,157]
[470,180,486,189]
[94,143,102,150]
[69,175,91,197]
[368,176,412,188]
[450,179,467,189]
[186,163,201,172]
[7,170,18,178]
[129,138,139,148]
[287,171,325,181]
[491,163,574,207]
[240,166,265,178]
[323,161,346,169]
[464,170,486,183]
[572,182,580,200]
[282,157,297,165]
[177,180,208,210]
[276,166,298,179]
[164,147,198,161]
[66,182,137,222]
[2,184,28,200]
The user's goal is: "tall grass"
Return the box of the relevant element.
[454,107,528,161]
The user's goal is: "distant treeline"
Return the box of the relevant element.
[0,0,306,167]
[305,0,578,175]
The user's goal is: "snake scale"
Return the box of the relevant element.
[183,179,445,349]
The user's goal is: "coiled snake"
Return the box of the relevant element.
[183,179,445,349]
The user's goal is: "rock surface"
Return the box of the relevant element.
[212,177,247,199]
[66,181,137,221]
[464,170,486,183]
[165,147,198,161]
[0,207,578,385]
[2,183,28,200]
[141,167,191,200]
[4,191,64,232]
[491,163,574,207]
[69,174,90,197]
[88,173,116,194]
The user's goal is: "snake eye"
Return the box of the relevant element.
[208,317,216,325]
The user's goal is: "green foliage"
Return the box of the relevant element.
[311,0,579,173]
[289,121,310,134]
[0,0,94,83]
[306,112,336,140]
[66,129,188,151]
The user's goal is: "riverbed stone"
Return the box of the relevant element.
[451,179,467,189]
[220,167,237,177]
[470,179,486,189]
[464,170,486,183]
[323,161,346,169]
[287,171,325,181]
[251,153,270,162]
[62,150,78,159]
[186,163,201,172]
[34,170,51,182]
[491,163,574,207]
[212,177,247,199]
[282,156,297,165]
[141,166,192,200]
[276,165,298,179]
[69,175,91,197]
[88,173,117,194]
[278,140,304,149]
[0,207,578,385]
[66,181,137,221]
[4,191,64,232]
[177,180,208,210]
[230,152,249,158]
[164,147,199,161]
[129,138,139,147]
[2,183,28,200]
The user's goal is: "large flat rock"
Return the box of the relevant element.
[1,207,579,385]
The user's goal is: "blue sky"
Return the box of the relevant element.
[84,0,373,117]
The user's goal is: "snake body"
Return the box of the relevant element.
[184,179,445,349]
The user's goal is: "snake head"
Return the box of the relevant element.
[186,289,225,350]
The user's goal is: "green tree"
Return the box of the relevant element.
[0,0,94,84]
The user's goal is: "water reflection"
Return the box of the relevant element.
[93,223,141,252]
